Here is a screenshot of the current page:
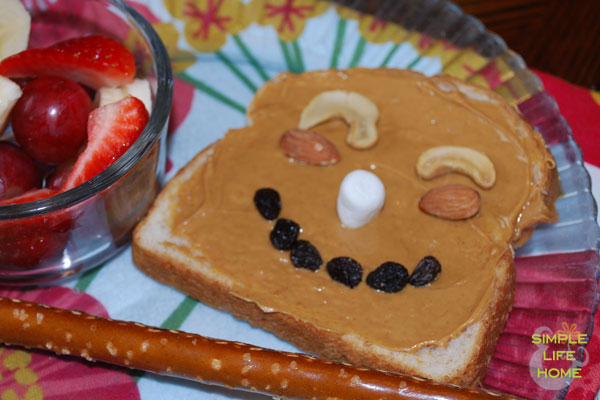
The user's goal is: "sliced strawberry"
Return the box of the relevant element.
[63,96,149,191]
[0,189,73,268]
[0,35,136,90]
[0,188,56,206]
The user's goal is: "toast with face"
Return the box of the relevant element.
[132,68,558,386]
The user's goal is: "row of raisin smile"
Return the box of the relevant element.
[254,188,441,292]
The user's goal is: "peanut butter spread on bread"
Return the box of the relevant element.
[167,69,557,351]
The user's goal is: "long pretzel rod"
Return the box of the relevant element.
[0,296,518,399]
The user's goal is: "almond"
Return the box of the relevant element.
[418,184,481,220]
[280,129,340,166]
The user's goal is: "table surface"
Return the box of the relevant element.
[400,0,600,88]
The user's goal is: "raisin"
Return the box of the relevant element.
[326,257,363,289]
[366,262,409,293]
[270,218,300,250]
[290,240,322,271]
[409,256,442,287]
[254,188,281,220]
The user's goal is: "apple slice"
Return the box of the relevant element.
[94,78,153,114]
[0,75,21,131]
[0,0,31,62]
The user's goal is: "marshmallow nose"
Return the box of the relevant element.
[337,169,385,228]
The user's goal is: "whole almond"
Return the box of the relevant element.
[280,129,340,166]
[418,184,481,220]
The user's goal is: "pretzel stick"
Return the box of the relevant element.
[0,296,517,399]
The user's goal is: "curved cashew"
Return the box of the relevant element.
[298,90,379,149]
[416,146,496,189]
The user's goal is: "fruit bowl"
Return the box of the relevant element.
[0,0,172,285]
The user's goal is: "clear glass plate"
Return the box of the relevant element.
[358,1,600,398]
[158,0,599,397]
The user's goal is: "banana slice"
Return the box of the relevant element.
[0,0,31,62]
[0,75,22,131]
[94,79,152,114]
[298,90,379,149]
[416,145,496,189]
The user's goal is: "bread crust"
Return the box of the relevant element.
[132,70,557,387]
[132,146,516,387]
[133,231,514,386]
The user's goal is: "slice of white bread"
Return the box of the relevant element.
[133,69,558,387]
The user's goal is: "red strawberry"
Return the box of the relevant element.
[0,35,136,89]
[63,96,149,191]
[0,188,56,206]
[0,189,73,268]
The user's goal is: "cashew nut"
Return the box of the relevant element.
[298,90,379,149]
[416,146,496,189]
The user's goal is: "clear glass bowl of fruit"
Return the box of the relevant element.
[0,0,172,285]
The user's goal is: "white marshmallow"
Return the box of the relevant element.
[337,169,385,229]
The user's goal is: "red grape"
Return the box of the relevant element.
[46,161,74,190]
[0,189,71,268]
[11,76,92,164]
[0,142,42,200]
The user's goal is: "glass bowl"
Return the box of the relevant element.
[0,0,173,286]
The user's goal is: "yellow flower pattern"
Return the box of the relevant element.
[164,0,248,52]
[557,322,582,343]
[591,90,600,106]
[123,20,196,73]
[151,22,196,72]
[249,0,330,42]
[333,3,487,77]
[442,49,488,80]
[357,16,408,44]
[159,0,492,81]
[0,350,42,400]
[336,6,409,44]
